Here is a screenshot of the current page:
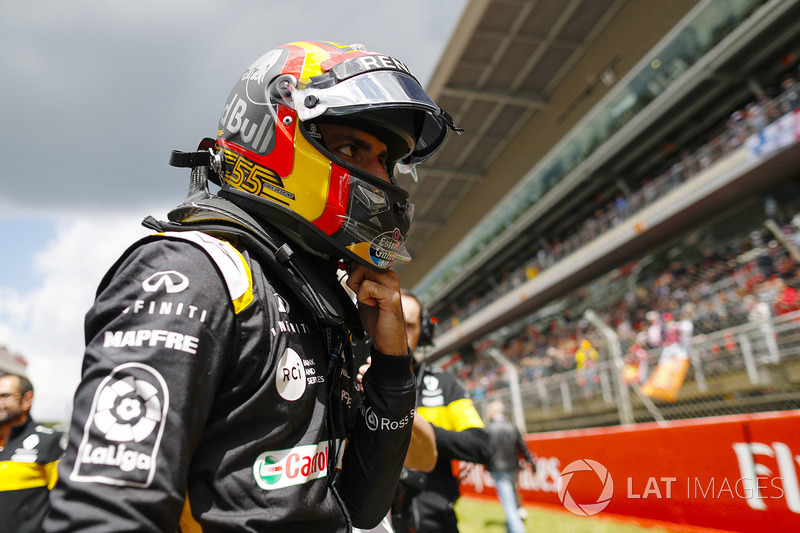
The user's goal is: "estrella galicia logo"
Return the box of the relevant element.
[71,363,169,488]
[142,271,189,294]
[368,229,406,269]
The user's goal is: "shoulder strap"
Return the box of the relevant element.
[142,167,361,332]
[153,230,254,315]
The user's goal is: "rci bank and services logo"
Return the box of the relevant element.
[558,459,614,516]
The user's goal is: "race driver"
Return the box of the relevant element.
[44,40,461,533]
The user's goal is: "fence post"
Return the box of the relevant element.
[486,347,527,434]
[756,302,780,364]
[560,380,573,413]
[584,309,634,425]
[739,333,761,384]
[600,369,614,404]
[687,346,708,392]
[537,380,550,412]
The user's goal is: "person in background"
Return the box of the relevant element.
[484,400,536,533]
[354,290,439,533]
[392,291,492,533]
[574,338,599,399]
[0,371,66,533]
[44,40,460,532]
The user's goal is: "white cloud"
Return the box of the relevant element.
[0,214,154,421]
[0,0,468,422]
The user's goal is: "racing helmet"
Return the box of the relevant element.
[215,40,460,270]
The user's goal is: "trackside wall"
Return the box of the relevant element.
[458,410,800,532]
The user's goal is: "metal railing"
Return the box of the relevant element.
[475,308,800,434]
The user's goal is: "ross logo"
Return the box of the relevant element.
[142,271,189,294]
[360,404,413,432]
[558,459,614,516]
[364,406,380,431]
[253,442,330,490]
[71,363,168,488]
[276,348,306,401]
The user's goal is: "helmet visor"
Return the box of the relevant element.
[289,71,452,165]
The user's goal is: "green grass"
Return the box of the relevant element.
[454,496,674,533]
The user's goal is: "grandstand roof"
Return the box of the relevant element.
[397,0,702,285]
[396,0,800,358]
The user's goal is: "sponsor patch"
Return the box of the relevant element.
[142,271,189,294]
[102,329,199,355]
[274,293,290,314]
[368,229,406,269]
[420,374,444,407]
[330,54,415,82]
[122,299,208,323]
[360,405,413,432]
[276,348,306,401]
[71,363,168,488]
[253,441,331,491]
[11,435,39,462]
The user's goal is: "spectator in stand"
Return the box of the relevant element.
[0,372,66,533]
[575,339,599,399]
[623,341,650,386]
[484,400,537,533]
[646,311,663,349]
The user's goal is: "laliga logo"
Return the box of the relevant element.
[558,459,614,516]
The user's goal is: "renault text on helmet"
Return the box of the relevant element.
[215,41,459,270]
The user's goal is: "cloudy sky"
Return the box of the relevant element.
[0,0,468,421]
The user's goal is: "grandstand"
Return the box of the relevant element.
[0,345,28,375]
[397,0,800,434]
[403,3,800,528]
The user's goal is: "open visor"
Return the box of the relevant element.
[285,71,457,165]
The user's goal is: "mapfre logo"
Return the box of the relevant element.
[142,271,189,294]
[253,441,330,491]
[558,459,614,516]
[71,363,168,488]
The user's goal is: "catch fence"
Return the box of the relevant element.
[476,308,800,433]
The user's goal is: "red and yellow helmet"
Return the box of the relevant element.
[215,41,458,270]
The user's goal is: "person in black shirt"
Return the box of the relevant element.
[0,371,65,533]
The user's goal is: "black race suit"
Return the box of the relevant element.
[0,417,65,533]
[44,220,416,532]
[393,366,491,533]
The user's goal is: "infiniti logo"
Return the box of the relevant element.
[142,271,189,294]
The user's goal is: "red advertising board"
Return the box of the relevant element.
[459,410,800,532]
